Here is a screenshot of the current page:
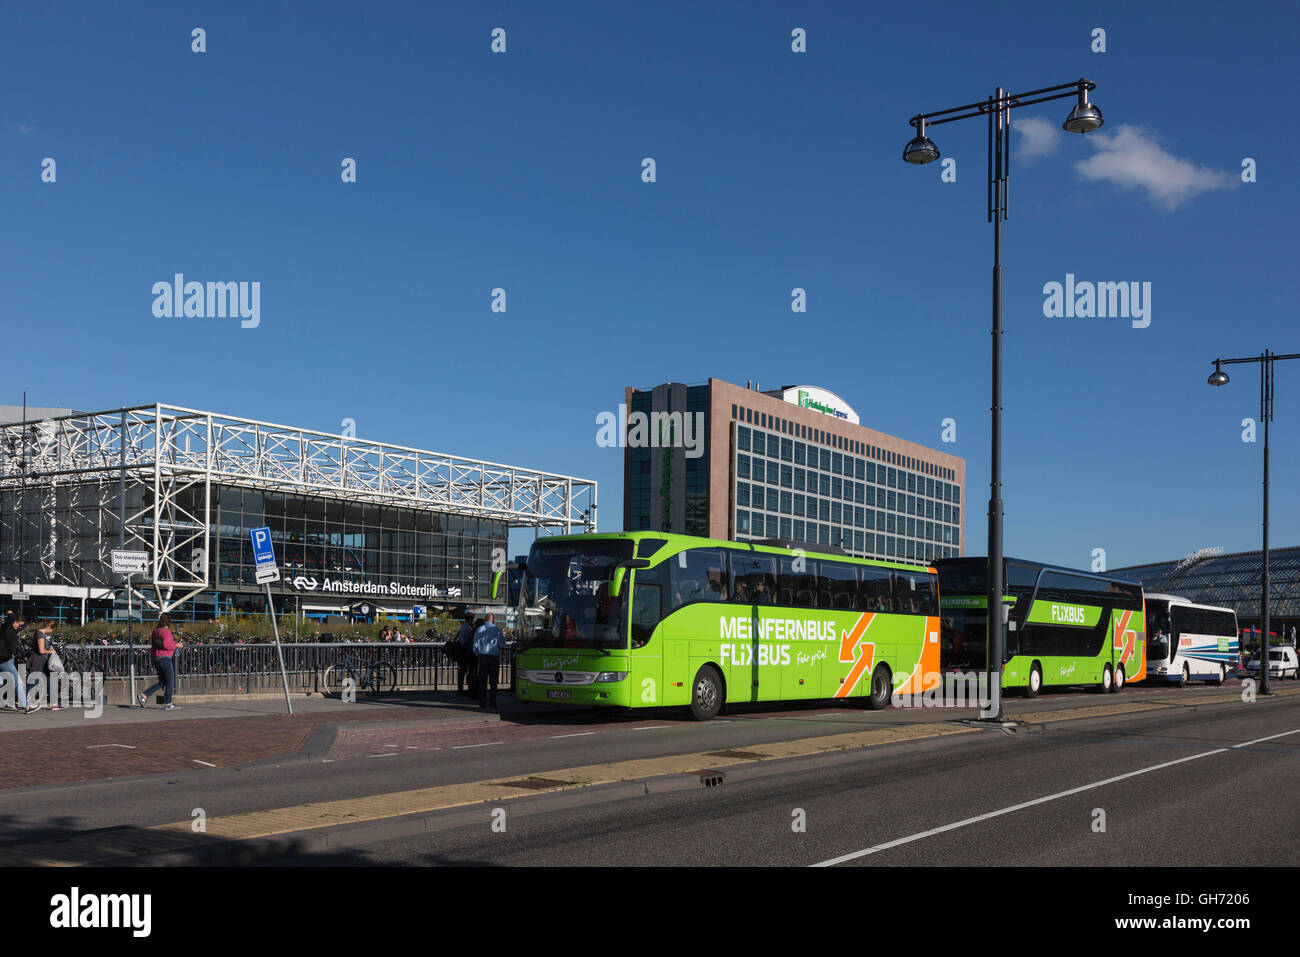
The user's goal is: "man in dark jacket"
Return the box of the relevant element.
[455,612,478,697]
[0,612,33,712]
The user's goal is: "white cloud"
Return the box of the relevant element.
[1073,124,1234,211]
[1013,116,1058,164]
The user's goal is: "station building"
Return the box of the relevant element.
[0,403,596,623]
[623,379,966,564]
[1113,546,1300,642]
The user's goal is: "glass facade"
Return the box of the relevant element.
[0,481,507,621]
[1113,546,1300,633]
[212,485,504,598]
[626,384,711,537]
[732,419,961,564]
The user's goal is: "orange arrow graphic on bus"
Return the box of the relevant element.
[833,612,876,699]
[1113,610,1135,665]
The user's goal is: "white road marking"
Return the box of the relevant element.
[453,742,502,749]
[632,725,668,731]
[192,759,216,767]
[550,732,596,739]
[369,753,400,758]
[813,726,1300,867]
[86,744,136,749]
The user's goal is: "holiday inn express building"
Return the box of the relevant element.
[623,379,966,564]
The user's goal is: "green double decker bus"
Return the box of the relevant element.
[493,531,941,720]
[936,557,1146,697]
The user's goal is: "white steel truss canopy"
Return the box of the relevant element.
[0,403,597,613]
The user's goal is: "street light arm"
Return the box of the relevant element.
[910,80,1095,128]
[1214,353,1300,365]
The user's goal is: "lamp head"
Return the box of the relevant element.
[1207,360,1230,387]
[1062,80,1104,133]
[903,116,940,164]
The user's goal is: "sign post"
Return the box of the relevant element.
[111,550,148,701]
[250,527,293,715]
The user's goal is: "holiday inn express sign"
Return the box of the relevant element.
[780,386,860,425]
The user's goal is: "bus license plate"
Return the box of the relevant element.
[547,689,572,699]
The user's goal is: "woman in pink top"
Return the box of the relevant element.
[138,613,180,710]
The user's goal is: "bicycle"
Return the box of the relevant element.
[51,640,105,684]
[321,649,397,697]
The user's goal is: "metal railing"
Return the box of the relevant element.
[51,642,515,695]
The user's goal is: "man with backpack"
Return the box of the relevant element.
[455,611,478,698]
[473,613,505,711]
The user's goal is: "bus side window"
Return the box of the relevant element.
[668,548,728,608]
[820,562,857,610]
[776,557,817,607]
[733,554,776,604]
[631,564,664,649]
[860,565,891,612]
[894,570,935,615]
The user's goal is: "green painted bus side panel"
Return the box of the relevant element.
[1026,601,1103,628]
[514,530,939,709]
[998,605,1143,688]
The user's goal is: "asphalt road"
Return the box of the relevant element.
[1,682,1294,867]
[262,692,1300,866]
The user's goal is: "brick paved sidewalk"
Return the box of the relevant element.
[0,691,511,790]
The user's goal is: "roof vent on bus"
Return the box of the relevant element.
[754,538,848,556]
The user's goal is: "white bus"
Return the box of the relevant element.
[1145,593,1239,686]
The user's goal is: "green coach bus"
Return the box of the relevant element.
[492,532,941,720]
[935,557,1146,697]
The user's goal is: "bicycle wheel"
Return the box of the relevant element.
[367,662,397,695]
[322,665,351,698]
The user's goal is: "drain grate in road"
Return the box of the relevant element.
[704,749,767,760]
[497,777,577,790]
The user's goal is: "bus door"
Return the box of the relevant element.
[628,564,668,706]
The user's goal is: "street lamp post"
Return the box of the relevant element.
[903,79,1104,721]
[1207,351,1300,695]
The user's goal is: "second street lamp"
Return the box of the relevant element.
[1206,349,1300,694]
[902,79,1104,721]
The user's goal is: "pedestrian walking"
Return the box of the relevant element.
[138,613,180,710]
[0,612,35,713]
[473,612,504,711]
[455,612,478,698]
[1290,624,1297,647]
[27,621,63,711]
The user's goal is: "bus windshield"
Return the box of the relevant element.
[940,608,987,672]
[521,539,634,651]
[1146,603,1171,664]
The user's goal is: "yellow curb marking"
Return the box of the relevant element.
[0,722,971,865]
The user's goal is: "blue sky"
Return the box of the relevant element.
[3,0,1297,569]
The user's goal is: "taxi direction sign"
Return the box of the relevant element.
[250,526,280,584]
[111,550,149,575]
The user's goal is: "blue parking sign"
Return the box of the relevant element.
[250,526,279,583]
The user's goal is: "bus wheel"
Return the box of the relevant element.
[690,665,724,721]
[1178,664,1189,688]
[865,664,893,710]
[1111,665,1125,693]
[1100,664,1113,693]
[1214,665,1225,686]
[1025,663,1042,699]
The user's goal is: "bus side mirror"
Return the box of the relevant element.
[609,559,650,599]
[609,568,627,600]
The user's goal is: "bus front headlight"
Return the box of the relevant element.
[595,672,628,682]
